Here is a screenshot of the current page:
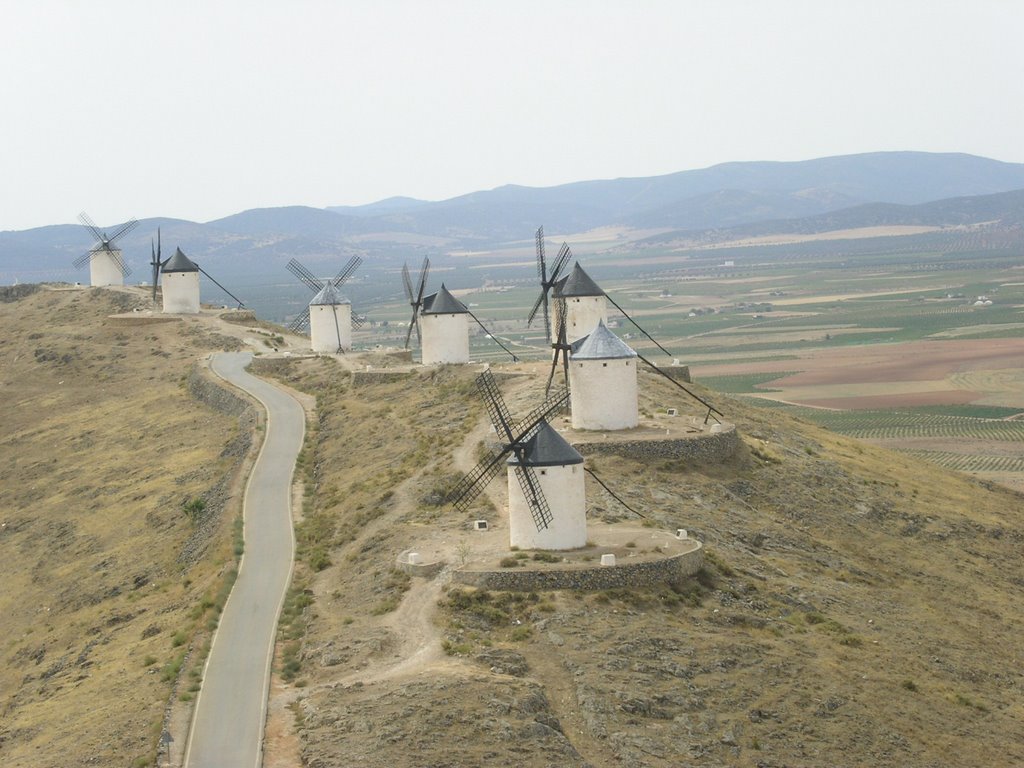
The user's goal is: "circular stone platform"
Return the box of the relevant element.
[398,526,703,592]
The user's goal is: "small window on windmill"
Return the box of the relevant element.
[540,469,547,476]
[667,408,678,416]
[602,362,608,367]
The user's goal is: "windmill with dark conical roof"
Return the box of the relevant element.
[151,240,244,314]
[568,320,640,430]
[419,284,471,364]
[552,262,608,344]
[411,275,519,365]
[449,370,586,549]
[286,256,363,353]
[160,247,201,313]
[73,211,137,287]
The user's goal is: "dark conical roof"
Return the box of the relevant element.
[421,283,468,314]
[507,421,584,467]
[309,283,350,306]
[553,263,603,298]
[570,320,637,360]
[161,247,199,273]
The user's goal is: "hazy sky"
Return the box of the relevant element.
[1,0,1020,231]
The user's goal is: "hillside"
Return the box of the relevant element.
[1,288,1022,766]
[250,357,1023,768]
[641,187,1024,246]
[0,287,254,767]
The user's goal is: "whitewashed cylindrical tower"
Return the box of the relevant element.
[507,421,587,550]
[161,248,201,314]
[419,284,469,365]
[568,321,639,430]
[553,263,607,343]
[90,249,126,287]
[308,284,352,353]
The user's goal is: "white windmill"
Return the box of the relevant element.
[450,371,586,550]
[403,260,518,365]
[73,212,138,287]
[160,248,201,314]
[568,320,639,431]
[419,284,471,365]
[286,256,363,354]
[552,263,608,344]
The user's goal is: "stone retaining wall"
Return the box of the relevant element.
[188,365,253,417]
[574,423,739,463]
[641,364,691,383]
[453,543,703,591]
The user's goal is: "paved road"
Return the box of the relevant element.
[184,352,304,768]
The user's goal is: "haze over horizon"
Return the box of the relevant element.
[2,0,1020,231]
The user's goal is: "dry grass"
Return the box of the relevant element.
[0,286,250,766]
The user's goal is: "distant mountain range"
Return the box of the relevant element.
[3,151,1023,317]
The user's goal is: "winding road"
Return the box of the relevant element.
[183,352,305,768]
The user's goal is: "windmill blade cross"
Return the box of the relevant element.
[415,256,430,301]
[403,256,431,349]
[72,251,93,268]
[527,226,548,332]
[330,255,362,289]
[514,464,554,530]
[447,373,568,520]
[288,306,312,334]
[105,218,139,247]
[110,249,132,277]
[549,243,572,285]
[287,258,325,293]
[448,443,509,512]
[78,211,105,243]
[150,229,162,302]
[476,369,516,443]
[513,386,569,437]
[401,262,415,303]
[546,296,570,396]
